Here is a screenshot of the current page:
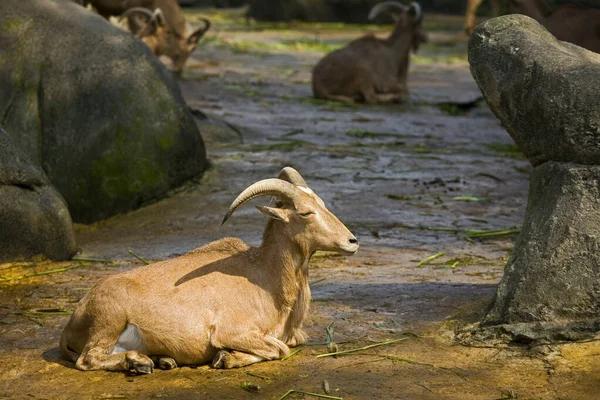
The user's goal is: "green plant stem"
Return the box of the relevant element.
[279,389,343,400]
[128,249,150,265]
[316,337,408,358]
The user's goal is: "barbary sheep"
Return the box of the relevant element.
[312,1,426,104]
[60,167,359,373]
[76,0,210,73]
[121,7,210,73]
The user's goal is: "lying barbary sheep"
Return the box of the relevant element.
[312,1,426,104]
[77,0,210,73]
[509,0,600,54]
[60,167,359,373]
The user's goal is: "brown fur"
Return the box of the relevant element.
[60,171,358,373]
[311,5,426,105]
[510,0,600,54]
[78,0,210,73]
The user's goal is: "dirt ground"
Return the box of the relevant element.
[2,9,600,400]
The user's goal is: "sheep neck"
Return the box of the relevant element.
[385,19,414,71]
[259,219,312,309]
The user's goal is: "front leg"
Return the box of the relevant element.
[149,355,177,370]
[212,350,265,368]
[210,330,289,369]
[76,348,154,374]
[372,81,408,104]
[376,92,408,104]
[285,329,308,347]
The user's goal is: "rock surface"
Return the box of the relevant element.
[469,15,600,341]
[481,162,600,339]
[469,15,600,167]
[0,0,207,223]
[0,128,76,262]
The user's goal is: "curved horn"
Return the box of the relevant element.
[222,179,300,225]
[409,2,422,22]
[120,7,164,37]
[188,18,211,45]
[368,1,408,20]
[278,167,308,187]
[119,7,154,22]
[153,8,166,26]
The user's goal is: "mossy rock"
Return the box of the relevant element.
[0,0,207,223]
[0,127,76,262]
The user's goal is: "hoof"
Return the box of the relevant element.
[212,350,228,369]
[130,363,154,375]
[157,357,177,370]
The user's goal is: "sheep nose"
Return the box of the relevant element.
[349,237,359,244]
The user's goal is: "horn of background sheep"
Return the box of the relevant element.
[368,1,408,20]
[188,18,211,44]
[119,7,155,22]
[120,7,163,38]
[222,179,300,225]
[152,8,167,26]
[277,167,308,187]
[410,2,422,21]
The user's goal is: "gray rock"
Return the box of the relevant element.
[0,0,207,223]
[466,15,600,342]
[483,162,600,329]
[0,128,76,262]
[189,108,244,145]
[458,319,600,345]
[469,15,600,167]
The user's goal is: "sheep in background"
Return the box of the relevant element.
[74,0,211,73]
[60,167,359,373]
[312,1,426,104]
[120,7,211,73]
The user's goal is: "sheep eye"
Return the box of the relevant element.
[299,211,315,217]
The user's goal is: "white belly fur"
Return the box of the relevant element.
[111,324,145,354]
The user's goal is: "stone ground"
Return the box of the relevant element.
[1,9,600,400]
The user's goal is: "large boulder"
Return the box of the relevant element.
[467,15,600,342]
[0,0,207,223]
[470,16,600,167]
[0,128,76,262]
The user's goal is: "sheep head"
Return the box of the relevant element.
[369,1,427,53]
[222,167,359,256]
[123,8,211,73]
[168,18,211,74]
[122,7,166,51]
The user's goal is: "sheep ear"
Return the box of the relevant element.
[256,206,289,222]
